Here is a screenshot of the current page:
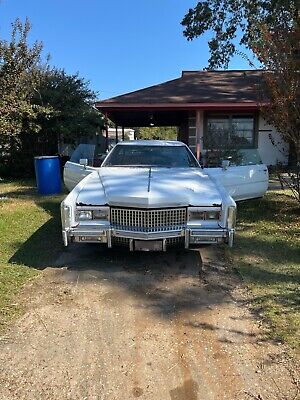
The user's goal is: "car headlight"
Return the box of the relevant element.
[76,207,109,221]
[93,208,109,220]
[206,211,220,220]
[227,206,236,228]
[77,210,93,221]
[188,210,205,220]
[188,208,220,221]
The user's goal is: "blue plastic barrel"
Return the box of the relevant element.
[34,156,62,195]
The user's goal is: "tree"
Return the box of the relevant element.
[0,18,52,168]
[253,24,300,204]
[32,68,104,153]
[181,0,298,69]
[0,19,104,177]
[136,126,178,140]
[253,25,300,164]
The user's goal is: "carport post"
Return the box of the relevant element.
[104,112,109,151]
[115,125,119,144]
[195,110,204,161]
[122,126,125,141]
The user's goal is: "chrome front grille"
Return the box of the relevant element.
[110,207,187,233]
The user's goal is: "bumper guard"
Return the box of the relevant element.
[62,226,234,249]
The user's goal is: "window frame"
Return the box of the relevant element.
[203,111,259,149]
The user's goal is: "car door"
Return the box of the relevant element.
[203,149,269,201]
[63,161,96,191]
[63,144,98,191]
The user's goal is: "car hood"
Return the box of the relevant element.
[76,167,223,207]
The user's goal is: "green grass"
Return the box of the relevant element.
[230,190,300,351]
[0,179,64,329]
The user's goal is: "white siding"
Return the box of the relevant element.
[258,115,289,166]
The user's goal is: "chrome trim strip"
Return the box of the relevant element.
[71,230,106,236]
[185,229,190,249]
[129,239,134,251]
[190,229,228,238]
[112,229,183,240]
[62,230,68,247]
[227,229,234,247]
[107,229,112,248]
[162,239,167,252]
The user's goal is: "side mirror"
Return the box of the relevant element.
[222,160,230,170]
[79,158,88,168]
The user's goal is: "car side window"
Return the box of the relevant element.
[203,148,263,167]
[70,144,95,165]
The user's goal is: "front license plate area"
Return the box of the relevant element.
[134,240,163,251]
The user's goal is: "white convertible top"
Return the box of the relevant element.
[116,140,185,147]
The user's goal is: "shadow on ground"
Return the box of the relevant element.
[9,198,63,268]
[46,243,244,325]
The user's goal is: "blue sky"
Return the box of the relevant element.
[0,0,253,99]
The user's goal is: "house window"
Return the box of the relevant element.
[204,114,257,149]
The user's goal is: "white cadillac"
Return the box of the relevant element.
[61,140,268,251]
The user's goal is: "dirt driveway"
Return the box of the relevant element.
[0,245,298,400]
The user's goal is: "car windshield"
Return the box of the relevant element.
[102,145,199,168]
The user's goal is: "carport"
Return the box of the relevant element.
[95,70,261,160]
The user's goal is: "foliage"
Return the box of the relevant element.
[229,190,300,350]
[34,68,103,147]
[275,166,300,205]
[282,170,300,205]
[136,126,178,140]
[253,20,300,197]
[181,0,297,69]
[0,19,52,158]
[253,23,300,165]
[0,19,104,177]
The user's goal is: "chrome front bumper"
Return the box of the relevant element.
[62,225,235,249]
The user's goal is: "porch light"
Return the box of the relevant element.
[149,114,155,127]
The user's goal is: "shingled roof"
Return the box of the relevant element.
[96,70,263,106]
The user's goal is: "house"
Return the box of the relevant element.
[95,70,289,166]
[106,127,135,142]
[59,127,136,159]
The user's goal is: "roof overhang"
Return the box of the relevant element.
[95,69,266,126]
[95,102,261,126]
[95,101,260,111]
